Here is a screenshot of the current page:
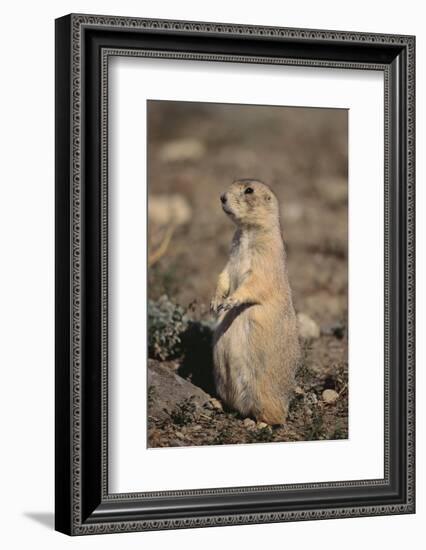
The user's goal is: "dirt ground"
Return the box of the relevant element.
[146,100,348,447]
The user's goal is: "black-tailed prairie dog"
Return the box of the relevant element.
[211,179,300,425]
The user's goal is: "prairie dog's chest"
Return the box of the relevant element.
[228,232,252,290]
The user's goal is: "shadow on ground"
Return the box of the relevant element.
[24,512,54,530]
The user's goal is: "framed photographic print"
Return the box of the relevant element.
[55,14,415,535]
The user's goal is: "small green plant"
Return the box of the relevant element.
[329,420,348,440]
[148,295,189,360]
[305,408,325,440]
[249,426,275,444]
[168,398,197,426]
[147,385,157,406]
[212,426,233,445]
[149,260,183,299]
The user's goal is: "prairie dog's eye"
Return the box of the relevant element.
[244,187,254,194]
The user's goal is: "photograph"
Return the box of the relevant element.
[147,100,349,448]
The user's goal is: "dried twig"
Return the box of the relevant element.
[148,224,175,267]
[338,383,348,397]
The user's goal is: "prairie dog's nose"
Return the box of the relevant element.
[220,193,227,204]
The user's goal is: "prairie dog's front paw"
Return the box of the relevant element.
[216,296,240,314]
[210,294,225,313]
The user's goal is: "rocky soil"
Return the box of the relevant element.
[147,318,348,448]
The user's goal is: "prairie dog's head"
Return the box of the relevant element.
[220,179,280,228]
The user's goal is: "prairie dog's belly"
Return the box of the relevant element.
[227,236,251,294]
[213,305,256,414]
[213,299,292,419]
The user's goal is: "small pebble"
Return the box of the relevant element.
[257,422,269,430]
[294,386,304,396]
[243,418,256,429]
[297,312,321,341]
[322,389,339,404]
[209,398,223,411]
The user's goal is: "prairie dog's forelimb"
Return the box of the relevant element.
[214,271,272,313]
[210,268,230,313]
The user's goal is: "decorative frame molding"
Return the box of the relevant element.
[55,14,415,535]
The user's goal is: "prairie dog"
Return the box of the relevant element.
[211,179,300,425]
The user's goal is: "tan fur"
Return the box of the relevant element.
[211,179,300,425]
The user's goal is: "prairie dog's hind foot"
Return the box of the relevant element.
[258,412,288,427]
[256,395,290,426]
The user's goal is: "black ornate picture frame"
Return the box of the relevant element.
[55,14,415,535]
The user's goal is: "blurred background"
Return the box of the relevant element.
[147,100,348,327]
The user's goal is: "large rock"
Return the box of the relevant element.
[147,360,212,422]
[297,312,321,341]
